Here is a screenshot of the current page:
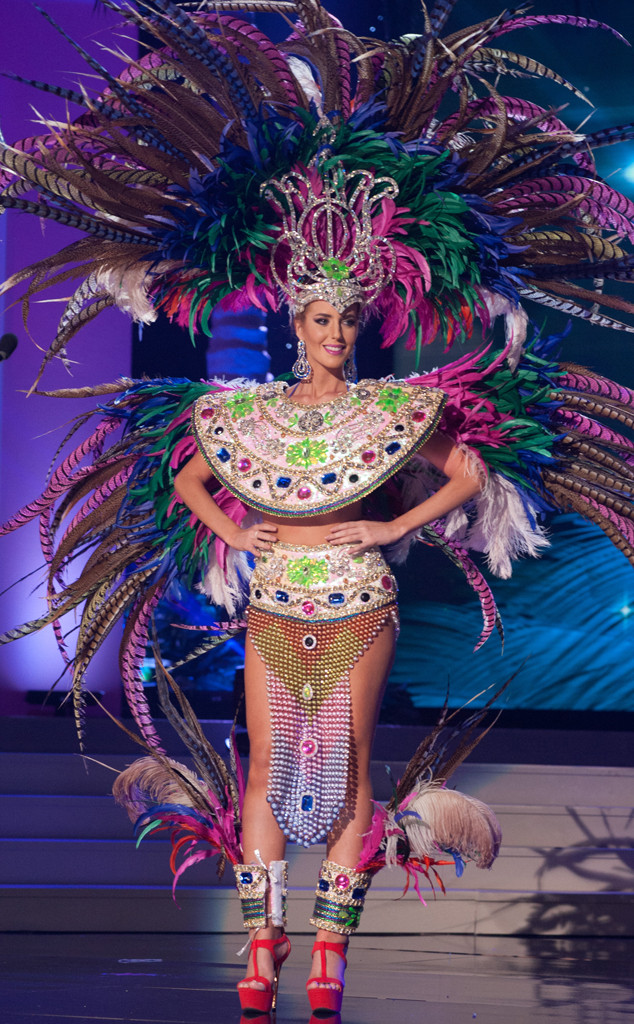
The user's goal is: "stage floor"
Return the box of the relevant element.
[1,931,632,1024]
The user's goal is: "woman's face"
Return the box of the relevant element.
[294,300,360,375]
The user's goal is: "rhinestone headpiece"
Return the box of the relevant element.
[261,164,399,313]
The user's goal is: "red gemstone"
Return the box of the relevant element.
[335,874,350,890]
[200,407,215,419]
[361,450,376,464]
[412,410,427,422]
[381,575,393,591]
[298,486,312,499]
[300,738,318,757]
[237,458,251,472]
[302,600,316,616]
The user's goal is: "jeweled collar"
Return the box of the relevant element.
[192,379,446,517]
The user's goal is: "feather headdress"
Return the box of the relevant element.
[3,1,634,385]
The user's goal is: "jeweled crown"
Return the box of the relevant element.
[261,164,399,313]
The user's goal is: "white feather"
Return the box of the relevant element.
[199,507,260,616]
[387,453,548,578]
[288,56,323,112]
[468,472,550,578]
[94,264,169,323]
[479,288,529,370]
[386,782,502,870]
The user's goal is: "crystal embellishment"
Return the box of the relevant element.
[300,738,318,758]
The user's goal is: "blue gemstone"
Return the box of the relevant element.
[328,592,345,606]
[318,879,330,892]
[352,887,366,900]
[321,472,336,485]
[216,447,230,462]
[301,794,314,812]
[386,442,401,455]
[275,590,289,603]
[240,872,253,885]
[276,476,291,488]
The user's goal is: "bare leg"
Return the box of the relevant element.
[239,632,288,993]
[308,615,397,989]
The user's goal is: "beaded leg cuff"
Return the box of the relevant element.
[234,863,268,929]
[309,859,373,935]
[233,861,288,930]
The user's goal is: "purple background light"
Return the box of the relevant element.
[0,2,134,714]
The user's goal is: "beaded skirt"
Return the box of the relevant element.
[247,542,398,846]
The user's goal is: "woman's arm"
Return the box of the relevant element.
[326,433,482,553]
[173,450,277,555]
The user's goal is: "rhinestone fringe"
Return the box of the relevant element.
[248,605,396,846]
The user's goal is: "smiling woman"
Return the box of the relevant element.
[173,293,481,1009]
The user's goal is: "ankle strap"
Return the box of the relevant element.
[253,934,288,952]
[312,939,348,961]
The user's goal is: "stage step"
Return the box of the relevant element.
[2,793,631,847]
[1,752,633,935]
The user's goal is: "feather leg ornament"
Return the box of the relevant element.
[112,717,244,893]
[356,683,508,897]
[112,644,244,894]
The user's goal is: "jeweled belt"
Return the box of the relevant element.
[249,541,397,622]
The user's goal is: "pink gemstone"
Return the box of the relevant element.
[237,458,251,472]
[335,874,350,890]
[412,410,427,422]
[381,575,393,591]
[302,600,316,616]
[300,738,318,757]
[297,486,312,500]
[200,407,215,419]
[361,450,376,464]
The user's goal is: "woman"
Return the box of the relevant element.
[174,298,482,1014]
[2,1,634,1018]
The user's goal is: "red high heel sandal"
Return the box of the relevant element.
[306,938,348,1017]
[237,934,291,1016]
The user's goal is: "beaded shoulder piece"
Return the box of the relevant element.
[192,380,446,517]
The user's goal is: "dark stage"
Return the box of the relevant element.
[1,932,633,1024]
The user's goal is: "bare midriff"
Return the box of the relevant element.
[260,500,363,545]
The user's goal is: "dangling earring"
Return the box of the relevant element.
[292,338,312,380]
[344,347,357,384]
